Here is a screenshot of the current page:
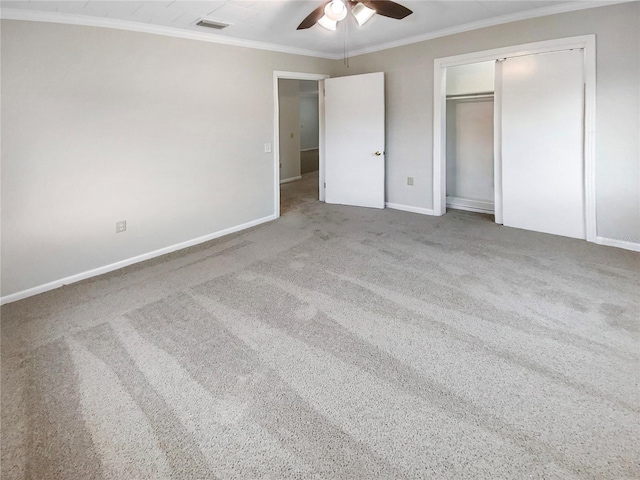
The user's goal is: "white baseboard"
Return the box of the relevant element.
[446,196,495,214]
[595,236,640,252]
[280,175,302,184]
[385,203,435,216]
[0,214,277,306]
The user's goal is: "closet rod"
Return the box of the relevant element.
[446,92,494,100]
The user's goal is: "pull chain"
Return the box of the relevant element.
[343,14,349,68]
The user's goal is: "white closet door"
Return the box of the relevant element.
[500,49,585,239]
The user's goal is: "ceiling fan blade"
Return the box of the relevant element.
[297,2,330,30]
[361,0,413,20]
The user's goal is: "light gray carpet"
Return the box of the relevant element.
[280,171,319,216]
[2,173,639,479]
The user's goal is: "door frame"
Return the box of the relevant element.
[273,71,330,218]
[432,35,596,242]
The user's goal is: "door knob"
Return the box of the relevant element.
[374,151,383,156]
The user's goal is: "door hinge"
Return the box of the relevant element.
[324,182,326,188]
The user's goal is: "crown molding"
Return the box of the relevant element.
[0,8,339,60]
[346,1,631,58]
[0,1,632,61]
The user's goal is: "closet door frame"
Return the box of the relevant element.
[432,35,596,243]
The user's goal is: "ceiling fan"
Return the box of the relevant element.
[297,0,413,31]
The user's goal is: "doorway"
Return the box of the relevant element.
[433,35,596,242]
[278,80,320,178]
[277,79,321,215]
[445,61,495,216]
[273,71,329,218]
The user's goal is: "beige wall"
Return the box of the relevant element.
[335,2,640,244]
[1,20,335,297]
[446,62,495,96]
[446,99,495,204]
[300,89,320,150]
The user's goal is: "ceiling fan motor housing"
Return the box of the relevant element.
[325,0,348,21]
[297,0,412,31]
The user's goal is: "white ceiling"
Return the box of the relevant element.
[0,0,621,58]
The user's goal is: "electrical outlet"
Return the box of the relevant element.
[407,177,414,186]
[116,220,126,233]
[264,143,272,153]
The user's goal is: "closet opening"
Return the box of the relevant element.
[444,61,495,216]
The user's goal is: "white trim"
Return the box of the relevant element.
[595,237,640,252]
[493,59,504,225]
[433,35,597,242]
[433,36,599,69]
[280,175,302,185]
[446,196,495,214]
[274,71,330,218]
[433,65,447,216]
[300,147,319,152]
[0,8,337,59]
[1,2,627,60]
[385,203,434,216]
[0,214,276,306]
[273,72,329,82]
[318,81,326,203]
[583,36,597,242]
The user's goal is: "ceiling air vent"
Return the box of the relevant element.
[196,19,230,30]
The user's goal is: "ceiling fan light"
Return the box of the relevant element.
[324,0,348,21]
[317,15,338,30]
[351,2,376,26]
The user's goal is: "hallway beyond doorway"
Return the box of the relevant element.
[301,149,319,175]
[280,171,319,215]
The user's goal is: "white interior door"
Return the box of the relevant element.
[324,72,385,209]
[499,50,585,239]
